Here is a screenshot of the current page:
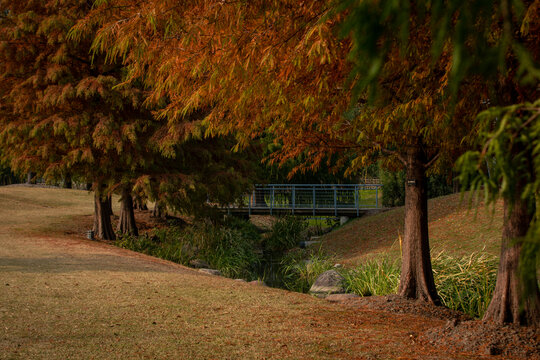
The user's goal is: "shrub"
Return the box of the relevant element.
[115,219,262,280]
[432,251,497,319]
[191,223,261,279]
[264,216,307,254]
[342,256,400,296]
[278,248,336,293]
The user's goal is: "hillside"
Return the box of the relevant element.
[321,192,504,265]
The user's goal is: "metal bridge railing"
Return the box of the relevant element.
[242,184,382,216]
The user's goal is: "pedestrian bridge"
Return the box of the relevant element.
[224,183,383,218]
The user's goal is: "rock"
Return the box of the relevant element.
[333,263,342,268]
[325,293,359,303]
[198,268,222,276]
[339,216,349,226]
[249,280,267,287]
[309,270,346,296]
[189,259,209,269]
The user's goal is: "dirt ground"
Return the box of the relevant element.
[0,186,538,359]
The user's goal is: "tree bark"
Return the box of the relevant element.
[93,190,116,240]
[105,195,113,216]
[483,190,540,326]
[117,186,138,236]
[398,144,440,304]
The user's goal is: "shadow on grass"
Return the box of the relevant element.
[0,253,193,274]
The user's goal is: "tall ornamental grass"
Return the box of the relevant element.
[342,252,497,319]
[431,251,497,318]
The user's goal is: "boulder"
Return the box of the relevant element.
[198,268,222,276]
[309,270,345,296]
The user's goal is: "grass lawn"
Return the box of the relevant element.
[0,186,481,359]
[321,192,503,265]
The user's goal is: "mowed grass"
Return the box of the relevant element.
[322,192,503,265]
[0,186,477,359]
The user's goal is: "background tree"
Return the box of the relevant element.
[0,0,157,239]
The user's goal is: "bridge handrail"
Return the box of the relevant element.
[241,183,382,217]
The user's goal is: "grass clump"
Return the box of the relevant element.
[264,216,307,254]
[342,256,400,296]
[278,248,336,293]
[341,251,497,319]
[116,217,262,280]
[431,251,497,318]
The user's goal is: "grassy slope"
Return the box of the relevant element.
[322,192,503,265]
[0,186,479,359]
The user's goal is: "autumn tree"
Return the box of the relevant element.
[77,0,485,303]
[0,0,157,239]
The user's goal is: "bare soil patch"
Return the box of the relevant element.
[327,294,539,359]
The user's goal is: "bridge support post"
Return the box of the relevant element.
[292,185,295,215]
[312,187,316,216]
[355,185,359,217]
[334,186,337,217]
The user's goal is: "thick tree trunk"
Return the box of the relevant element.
[93,191,116,240]
[483,193,540,326]
[398,145,440,304]
[105,195,113,216]
[117,187,138,236]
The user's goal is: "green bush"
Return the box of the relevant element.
[278,248,335,293]
[380,170,406,207]
[432,252,497,319]
[264,216,307,254]
[342,256,400,296]
[115,219,262,280]
[190,223,261,279]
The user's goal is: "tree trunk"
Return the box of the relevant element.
[105,195,113,216]
[483,191,540,326]
[64,174,72,189]
[133,198,148,211]
[152,201,167,218]
[26,171,36,184]
[117,187,138,236]
[93,191,116,240]
[398,145,440,304]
